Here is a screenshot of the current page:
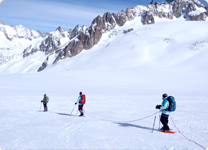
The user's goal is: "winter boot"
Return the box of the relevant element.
[79,112,84,116]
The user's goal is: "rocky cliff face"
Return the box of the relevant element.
[53,0,207,65]
[22,0,208,71]
[23,26,72,58]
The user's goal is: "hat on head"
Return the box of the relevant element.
[162,93,168,98]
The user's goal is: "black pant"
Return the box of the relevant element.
[160,113,170,131]
[78,105,84,115]
[43,103,48,111]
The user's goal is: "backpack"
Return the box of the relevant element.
[46,96,49,103]
[167,96,176,112]
[80,94,86,104]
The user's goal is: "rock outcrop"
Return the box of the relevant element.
[37,57,49,72]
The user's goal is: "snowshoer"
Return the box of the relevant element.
[41,94,49,112]
[75,92,85,116]
[156,93,170,132]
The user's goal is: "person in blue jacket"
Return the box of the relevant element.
[156,93,170,132]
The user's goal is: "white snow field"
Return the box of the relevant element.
[0,17,208,149]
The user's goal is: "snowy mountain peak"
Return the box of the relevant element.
[0,20,4,25]
[37,30,50,38]
[0,22,43,51]
[23,25,72,60]
[165,0,204,6]
[0,23,41,41]
[56,26,64,33]
[70,25,82,39]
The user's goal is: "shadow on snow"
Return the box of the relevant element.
[115,122,160,132]
[56,113,76,116]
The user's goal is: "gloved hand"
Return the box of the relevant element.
[75,102,77,105]
[156,105,161,109]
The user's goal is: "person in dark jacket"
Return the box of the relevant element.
[156,93,170,132]
[41,94,49,112]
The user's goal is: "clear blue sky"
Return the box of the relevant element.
[0,0,207,32]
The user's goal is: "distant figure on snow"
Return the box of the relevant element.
[75,92,86,116]
[41,94,49,112]
[156,93,171,132]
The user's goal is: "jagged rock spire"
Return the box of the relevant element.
[149,0,156,5]
[56,26,63,33]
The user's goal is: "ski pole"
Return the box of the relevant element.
[71,104,75,114]
[152,115,156,133]
[159,112,161,129]
[40,102,42,112]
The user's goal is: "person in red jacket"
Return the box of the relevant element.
[75,92,86,116]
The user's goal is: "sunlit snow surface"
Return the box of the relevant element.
[0,17,208,149]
